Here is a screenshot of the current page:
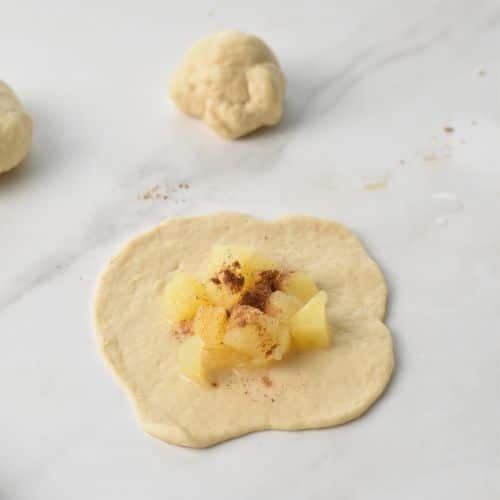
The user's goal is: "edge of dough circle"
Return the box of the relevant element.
[94,213,395,448]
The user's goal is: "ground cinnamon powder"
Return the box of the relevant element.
[171,320,193,340]
[211,261,245,293]
[240,270,281,311]
[221,268,244,292]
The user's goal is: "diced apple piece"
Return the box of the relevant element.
[178,335,205,382]
[224,305,291,362]
[289,291,330,351]
[243,252,278,288]
[271,323,292,361]
[164,272,209,323]
[224,325,263,358]
[205,277,243,309]
[205,245,277,289]
[280,272,319,304]
[178,336,248,384]
[266,291,302,322]
[202,346,249,378]
[193,305,227,348]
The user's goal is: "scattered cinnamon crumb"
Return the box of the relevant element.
[138,185,170,201]
[261,376,272,387]
[443,126,454,133]
[265,344,278,357]
[240,270,281,311]
[229,306,251,327]
[364,171,391,191]
[138,185,159,200]
[364,180,386,191]
[211,382,218,388]
[271,398,275,402]
[221,268,245,293]
[424,153,439,162]
[171,320,193,340]
[211,262,245,293]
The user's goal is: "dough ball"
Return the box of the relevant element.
[169,31,285,139]
[0,81,33,174]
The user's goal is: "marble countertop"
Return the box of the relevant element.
[1,0,499,498]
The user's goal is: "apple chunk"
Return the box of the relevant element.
[224,305,291,362]
[289,291,330,351]
[204,245,277,308]
[280,272,318,303]
[164,272,209,323]
[178,335,205,382]
[265,290,302,322]
[193,305,227,348]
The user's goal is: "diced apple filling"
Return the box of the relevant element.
[265,290,302,322]
[205,245,276,289]
[177,335,205,383]
[193,305,227,348]
[165,245,332,384]
[280,271,319,303]
[289,291,330,350]
[164,272,209,323]
[224,305,291,362]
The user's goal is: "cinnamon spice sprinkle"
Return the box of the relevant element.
[171,320,193,340]
[261,375,272,387]
[240,269,281,311]
[211,261,245,293]
[230,305,251,327]
[265,344,278,357]
[221,268,244,292]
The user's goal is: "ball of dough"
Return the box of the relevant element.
[169,31,285,139]
[0,81,33,174]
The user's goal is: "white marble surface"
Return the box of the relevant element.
[1,0,500,498]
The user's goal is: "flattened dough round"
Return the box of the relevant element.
[95,213,394,447]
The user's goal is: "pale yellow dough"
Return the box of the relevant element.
[0,81,33,174]
[169,31,285,139]
[95,214,394,448]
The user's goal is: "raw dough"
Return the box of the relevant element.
[169,31,285,139]
[95,214,394,448]
[0,81,32,174]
